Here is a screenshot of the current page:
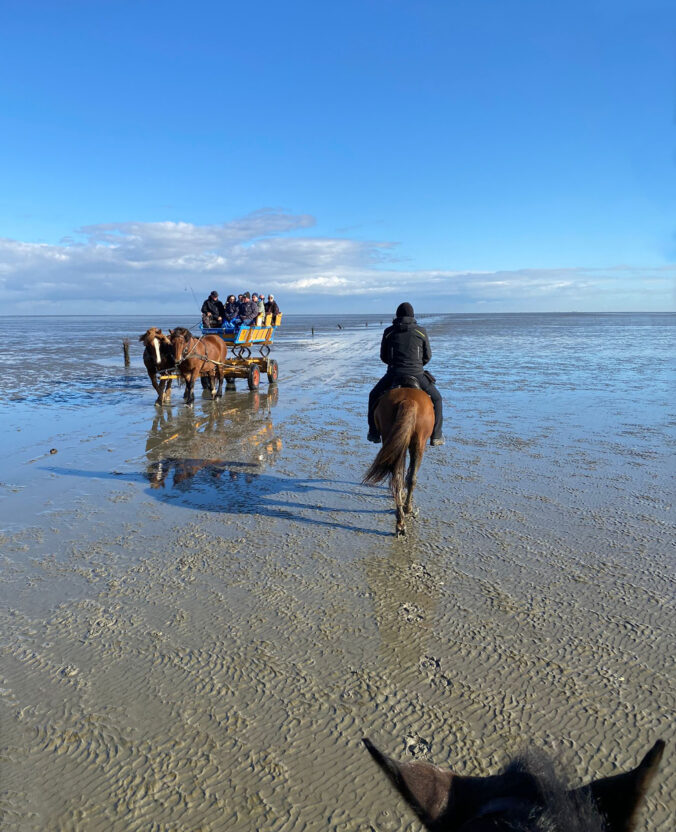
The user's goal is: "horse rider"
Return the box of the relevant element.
[367,302,444,446]
[201,290,224,327]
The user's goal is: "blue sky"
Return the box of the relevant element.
[1,0,674,313]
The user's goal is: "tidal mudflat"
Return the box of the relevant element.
[0,313,673,830]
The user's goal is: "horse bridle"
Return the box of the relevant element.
[177,335,204,362]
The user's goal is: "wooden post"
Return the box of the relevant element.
[122,338,130,367]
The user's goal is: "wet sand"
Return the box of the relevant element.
[0,314,674,830]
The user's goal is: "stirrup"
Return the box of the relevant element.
[367,431,381,443]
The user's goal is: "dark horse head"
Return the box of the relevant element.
[363,736,664,832]
[169,327,194,363]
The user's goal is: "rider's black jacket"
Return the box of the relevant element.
[379,316,432,375]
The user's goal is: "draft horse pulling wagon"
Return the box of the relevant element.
[142,313,282,406]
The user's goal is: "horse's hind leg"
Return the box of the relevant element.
[392,462,407,536]
[404,441,422,516]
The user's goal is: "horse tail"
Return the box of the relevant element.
[363,398,416,486]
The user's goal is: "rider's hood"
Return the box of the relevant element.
[391,315,417,329]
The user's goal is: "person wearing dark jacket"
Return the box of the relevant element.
[367,302,444,445]
[223,295,239,322]
[265,295,280,317]
[201,291,224,327]
[238,293,258,324]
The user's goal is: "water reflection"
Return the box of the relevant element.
[145,391,282,491]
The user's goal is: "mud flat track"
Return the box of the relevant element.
[0,314,673,830]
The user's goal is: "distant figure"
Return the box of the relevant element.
[367,302,444,446]
[265,294,280,317]
[201,290,224,327]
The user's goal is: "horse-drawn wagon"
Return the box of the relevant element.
[200,311,282,391]
[140,313,282,406]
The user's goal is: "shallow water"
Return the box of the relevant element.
[0,313,674,830]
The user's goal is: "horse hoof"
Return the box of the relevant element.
[396,527,406,538]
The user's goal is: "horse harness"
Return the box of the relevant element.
[176,335,229,368]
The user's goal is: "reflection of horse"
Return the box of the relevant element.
[144,396,281,489]
[170,328,228,405]
[139,327,174,405]
[363,388,434,536]
[363,736,664,832]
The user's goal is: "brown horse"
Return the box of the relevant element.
[363,387,435,536]
[170,328,228,405]
[139,327,175,405]
[363,736,664,832]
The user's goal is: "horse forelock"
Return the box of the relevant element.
[140,327,170,346]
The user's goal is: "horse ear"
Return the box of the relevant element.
[138,333,146,341]
[362,738,455,827]
[572,740,664,832]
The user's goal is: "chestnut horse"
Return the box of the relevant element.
[363,387,434,536]
[363,736,664,832]
[170,328,228,405]
[139,327,175,405]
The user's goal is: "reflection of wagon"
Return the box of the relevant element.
[199,312,282,390]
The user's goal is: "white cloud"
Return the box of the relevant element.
[0,210,673,313]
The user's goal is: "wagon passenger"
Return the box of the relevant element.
[238,293,258,324]
[223,295,239,322]
[201,291,224,327]
[265,295,280,317]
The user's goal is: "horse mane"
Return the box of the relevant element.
[171,326,192,339]
[498,749,605,832]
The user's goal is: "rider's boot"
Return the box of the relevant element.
[430,401,444,446]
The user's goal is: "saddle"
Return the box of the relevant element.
[388,374,421,391]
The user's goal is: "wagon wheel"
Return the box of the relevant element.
[247,365,260,390]
[266,359,279,384]
[259,344,271,357]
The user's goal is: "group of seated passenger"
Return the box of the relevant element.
[201,290,281,329]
